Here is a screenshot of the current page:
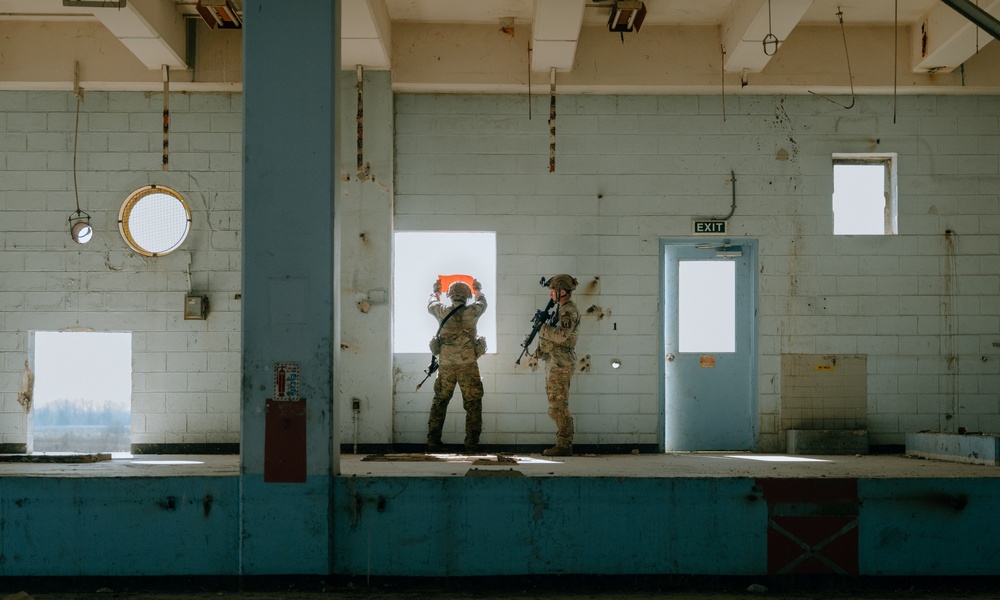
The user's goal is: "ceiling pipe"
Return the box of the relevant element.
[939,0,1000,41]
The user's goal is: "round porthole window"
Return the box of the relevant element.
[118,185,191,256]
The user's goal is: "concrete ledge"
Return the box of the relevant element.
[906,432,1000,466]
[787,429,869,455]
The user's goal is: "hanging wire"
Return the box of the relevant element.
[73,92,82,215]
[721,44,727,121]
[762,0,779,56]
[808,8,856,109]
[527,44,532,120]
[68,65,92,246]
[893,0,898,123]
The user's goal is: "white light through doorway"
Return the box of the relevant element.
[393,231,496,354]
[33,331,132,453]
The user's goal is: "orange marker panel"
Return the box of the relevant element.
[438,273,474,291]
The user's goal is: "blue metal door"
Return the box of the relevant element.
[661,239,758,451]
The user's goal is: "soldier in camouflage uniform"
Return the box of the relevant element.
[537,274,581,456]
[426,279,488,453]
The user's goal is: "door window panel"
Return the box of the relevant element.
[678,260,735,353]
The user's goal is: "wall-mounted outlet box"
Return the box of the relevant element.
[184,294,209,320]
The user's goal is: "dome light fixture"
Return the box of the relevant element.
[69,209,93,244]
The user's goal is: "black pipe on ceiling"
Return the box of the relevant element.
[940,0,1000,42]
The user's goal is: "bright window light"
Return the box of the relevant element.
[393,231,497,354]
[720,455,831,463]
[130,460,205,466]
[33,331,132,453]
[833,153,898,235]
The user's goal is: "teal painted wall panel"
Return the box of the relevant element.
[0,477,238,576]
[332,477,765,576]
[240,475,333,574]
[5,475,1000,577]
[858,479,1000,575]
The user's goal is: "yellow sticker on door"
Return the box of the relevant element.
[700,355,715,368]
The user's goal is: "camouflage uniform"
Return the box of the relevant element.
[427,284,487,450]
[537,289,580,453]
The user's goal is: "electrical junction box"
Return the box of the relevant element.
[184,294,209,320]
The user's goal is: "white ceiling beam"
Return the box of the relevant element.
[912,0,1000,72]
[721,0,814,73]
[341,0,391,69]
[92,0,187,70]
[531,0,585,72]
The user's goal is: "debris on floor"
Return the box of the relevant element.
[0,453,111,463]
[362,452,521,465]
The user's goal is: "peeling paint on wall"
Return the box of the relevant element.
[17,360,33,412]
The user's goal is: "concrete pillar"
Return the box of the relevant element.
[240,0,339,574]
[337,69,394,451]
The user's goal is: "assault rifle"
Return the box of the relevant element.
[416,302,465,390]
[416,355,439,390]
[515,278,559,365]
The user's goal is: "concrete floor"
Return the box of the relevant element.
[2,451,999,479]
[341,451,1000,478]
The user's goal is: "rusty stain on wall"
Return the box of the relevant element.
[529,489,547,521]
[585,304,611,320]
[943,229,959,428]
[17,359,33,412]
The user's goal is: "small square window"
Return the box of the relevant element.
[832,153,897,235]
[32,331,132,453]
[393,231,496,354]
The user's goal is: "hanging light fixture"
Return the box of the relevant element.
[608,0,646,33]
[69,62,92,245]
[197,0,242,29]
[69,210,93,244]
[762,0,780,56]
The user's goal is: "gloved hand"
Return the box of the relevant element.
[433,279,441,293]
[473,279,482,292]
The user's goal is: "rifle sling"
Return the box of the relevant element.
[435,303,465,338]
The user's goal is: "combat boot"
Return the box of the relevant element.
[543,445,572,457]
[427,439,447,453]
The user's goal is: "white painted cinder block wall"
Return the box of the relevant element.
[391,93,1000,452]
[0,90,242,451]
[3,90,998,453]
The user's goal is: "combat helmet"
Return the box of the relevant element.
[448,280,473,301]
[547,274,578,293]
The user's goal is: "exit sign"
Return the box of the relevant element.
[693,220,727,234]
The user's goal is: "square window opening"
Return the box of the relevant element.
[393,231,497,354]
[832,153,898,235]
[32,331,132,453]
